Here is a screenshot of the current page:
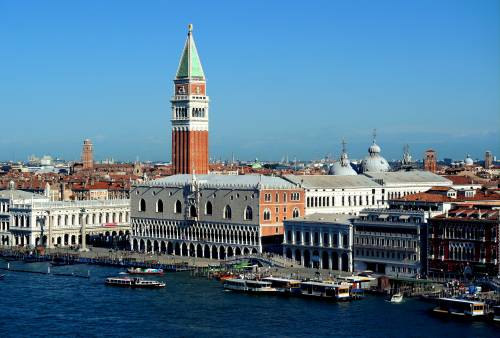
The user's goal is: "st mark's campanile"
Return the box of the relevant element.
[171,24,209,174]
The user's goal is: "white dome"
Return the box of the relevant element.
[361,156,390,173]
[362,140,390,173]
[464,155,473,166]
[329,140,358,176]
[329,162,357,176]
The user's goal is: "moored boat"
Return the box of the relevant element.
[127,267,164,275]
[300,281,351,301]
[338,275,375,290]
[433,298,485,319]
[105,277,165,288]
[223,279,276,293]
[390,293,403,303]
[262,277,301,295]
[217,273,235,281]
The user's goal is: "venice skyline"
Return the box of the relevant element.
[0,0,498,161]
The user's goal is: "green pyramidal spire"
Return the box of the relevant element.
[176,24,205,79]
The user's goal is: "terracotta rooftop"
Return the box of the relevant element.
[443,175,480,185]
[428,186,454,192]
[433,208,499,221]
[397,192,453,203]
[397,189,500,203]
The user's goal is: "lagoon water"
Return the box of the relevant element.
[0,260,497,337]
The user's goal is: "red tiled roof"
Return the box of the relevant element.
[399,192,453,203]
[398,190,500,203]
[433,208,499,221]
[428,186,454,192]
[442,175,479,185]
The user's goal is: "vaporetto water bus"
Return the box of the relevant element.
[337,275,376,290]
[262,277,302,295]
[105,277,166,288]
[433,298,485,319]
[223,279,276,293]
[300,281,351,301]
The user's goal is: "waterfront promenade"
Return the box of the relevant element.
[3,245,499,301]
[0,245,354,281]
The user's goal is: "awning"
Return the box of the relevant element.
[399,215,410,220]
[378,214,389,220]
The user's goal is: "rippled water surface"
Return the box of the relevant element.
[0,260,497,337]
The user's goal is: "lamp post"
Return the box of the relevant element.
[47,209,53,250]
[79,208,89,252]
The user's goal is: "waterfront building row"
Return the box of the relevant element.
[0,183,131,248]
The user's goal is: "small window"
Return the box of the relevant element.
[263,209,271,221]
[224,205,232,219]
[190,205,197,218]
[174,200,182,214]
[156,199,163,213]
[244,206,253,220]
[292,208,300,218]
[139,199,146,212]
[205,201,212,215]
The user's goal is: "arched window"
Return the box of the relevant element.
[174,200,182,214]
[292,208,300,218]
[156,199,163,213]
[190,205,197,217]
[224,205,232,219]
[139,199,146,212]
[205,201,212,215]
[244,206,253,220]
[263,209,271,221]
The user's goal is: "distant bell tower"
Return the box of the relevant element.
[81,139,93,169]
[171,24,209,174]
[484,151,493,169]
[424,149,437,173]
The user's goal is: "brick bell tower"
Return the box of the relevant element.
[171,24,209,174]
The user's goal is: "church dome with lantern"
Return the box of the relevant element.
[464,154,474,166]
[329,140,357,176]
[361,131,390,173]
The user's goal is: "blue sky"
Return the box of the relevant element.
[0,0,499,162]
